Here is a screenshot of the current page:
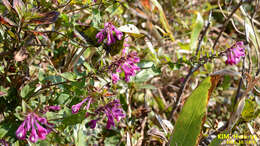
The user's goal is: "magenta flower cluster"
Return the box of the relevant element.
[110,51,140,84]
[71,97,92,114]
[16,113,53,143]
[42,105,61,113]
[88,99,125,129]
[225,41,245,65]
[96,22,123,45]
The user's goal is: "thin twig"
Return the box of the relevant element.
[195,10,212,56]
[212,0,244,50]
[233,56,246,107]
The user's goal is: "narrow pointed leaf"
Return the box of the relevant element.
[190,12,204,50]
[13,0,26,19]
[150,0,175,41]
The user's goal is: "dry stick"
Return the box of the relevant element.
[170,0,245,121]
[195,10,212,56]
[136,117,148,146]
[234,56,246,107]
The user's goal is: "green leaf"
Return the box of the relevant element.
[38,70,44,82]
[61,72,77,81]
[20,84,31,98]
[74,124,88,146]
[103,36,125,56]
[104,135,121,146]
[133,68,159,83]
[170,77,212,146]
[91,8,102,28]
[105,3,124,17]
[241,98,257,121]
[74,25,100,47]
[56,94,70,104]
[0,119,19,139]
[62,107,86,125]
[138,61,154,68]
[190,12,204,50]
[135,84,157,89]
[221,75,232,90]
[119,94,128,112]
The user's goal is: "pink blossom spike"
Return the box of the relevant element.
[225,41,245,65]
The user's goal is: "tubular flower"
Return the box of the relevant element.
[48,105,61,111]
[225,41,245,65]
[96,22,123,45]
[92,99,125,129]
[110,51,140,84]
[71,97,92,114]
[111,73,120,84]
[15,113,53,143]
[88,119,100,129]
[42,105,61,113]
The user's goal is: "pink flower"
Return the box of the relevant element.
[110,51,140,84]
[96,22,123,45]
[88,119,100,129]
[35,121,48,140]
[15,113,52,143]
[16,121,27,140]
[71,97,92,114]
[225,41,245,65]
[35,116,47,125]
[29,117,38,143]
[112,73,120,84]
[105,113,115,129]
[48,105,61,111]
[104,100,125,129]
[94,99,125,129]
[29,127,38,143]
[42,105,61,113]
